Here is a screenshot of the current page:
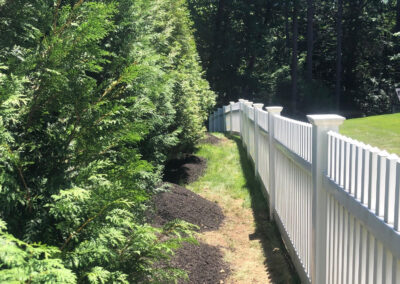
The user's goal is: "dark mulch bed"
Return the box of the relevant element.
[171,242,230,284]
[198,133,221,145]
[151,148,230,283]
[148,183,229,283]
[149,183,224,232]
[164,154,207,185]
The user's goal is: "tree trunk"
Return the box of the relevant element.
[335,0,343,111]
[212,0,226,103]
[214,0,225,45]
[396,0,400,33]
[291,0,299,113]
[306,0,314,82]
[285,0,290,49]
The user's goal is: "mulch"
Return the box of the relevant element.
[171,242,230,284]
[163,154,207,185]
[148,140,230,283]
[148,183,229,283]
[198,133,222,145]
[149,183,224,232]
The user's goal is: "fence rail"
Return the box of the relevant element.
[209,100,400,284]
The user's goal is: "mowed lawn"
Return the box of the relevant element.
[339,113,400,156]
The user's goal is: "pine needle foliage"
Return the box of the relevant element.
[0,0,214,282]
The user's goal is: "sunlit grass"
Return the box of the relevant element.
[340,113,400,156]
[189,133,251,207]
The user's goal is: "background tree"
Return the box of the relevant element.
[188,0,400,118]
[291,0,299,114]
[306,0,314,82]
[335,0,343,110]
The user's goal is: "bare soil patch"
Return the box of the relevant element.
[195,188,275,284]
[164,154,207,184]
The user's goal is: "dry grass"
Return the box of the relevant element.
[197,190,269,283]
[189,134,299,283]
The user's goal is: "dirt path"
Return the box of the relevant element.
[189,134,299,283]
[198,193,272,283]
[150,133,298,283]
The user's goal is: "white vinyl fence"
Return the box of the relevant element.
[209,100,400,284]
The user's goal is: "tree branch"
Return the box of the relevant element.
[60,201,115,251]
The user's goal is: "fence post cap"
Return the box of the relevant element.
[238,99,247,102]
[253,103,264,109]
[229,101,235,105]
[244,101,253,106]
[307,114,345,126]
[265,106,283,114]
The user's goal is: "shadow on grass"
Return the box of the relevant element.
[226,134,301,284]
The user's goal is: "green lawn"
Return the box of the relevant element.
[339,113,400,156]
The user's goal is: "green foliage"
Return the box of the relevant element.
[188,0,400,117]
[0,0,214,282]
[0,219,76,283]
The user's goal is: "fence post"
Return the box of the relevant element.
[216,108,219,132]
[210,112,213,132]
[210,112,214,132]
[307,114,345,284]
[244,101,253,152]
[238,99,244,136]
[213,110,217,132]
[253,103,264,175]
[217,108,222,132]
[239,99,247,140]
[222,106,228,132]
[230,101,234,134]
[266,106,283,220]
[221,107,223,132]
[220,107,224,132]
[223,105,228,132]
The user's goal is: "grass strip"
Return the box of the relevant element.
[188,133,300,283]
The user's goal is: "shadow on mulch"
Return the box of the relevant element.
[228,134,301,284]
[164,154,207,185]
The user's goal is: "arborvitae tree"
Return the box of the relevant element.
[0,0,214,282]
